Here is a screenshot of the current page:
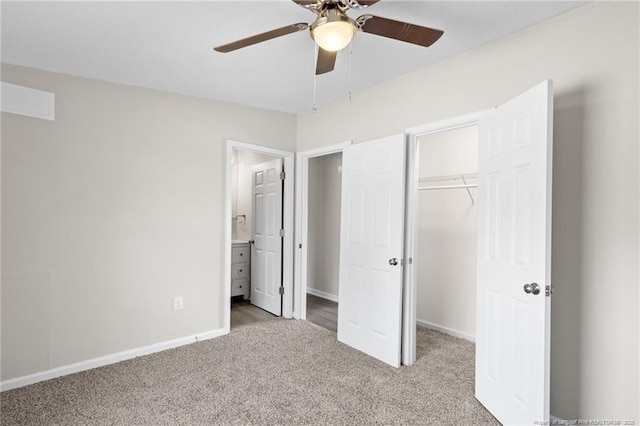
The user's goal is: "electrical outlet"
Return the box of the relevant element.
[173,296,184,311]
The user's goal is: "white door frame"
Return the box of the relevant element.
[293,142,351,320]
[224,139,295,333]
[402,109,491,366]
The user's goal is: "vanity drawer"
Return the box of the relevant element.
[231,242,250,300]
[232,246,249,263]
[232,263,249,279]
[231,280,248,297]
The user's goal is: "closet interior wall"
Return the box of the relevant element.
[417,126,478,339]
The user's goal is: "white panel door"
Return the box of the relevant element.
[338,134,406,368]
[251,158,283,316]
[476,80,553,425]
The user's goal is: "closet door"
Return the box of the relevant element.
[337,134,406,368]
[476,80,553,425]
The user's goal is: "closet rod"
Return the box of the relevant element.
[418,177,477,205]
[418,184,478,191]
[418,172,478,184]
[418,173,477,204]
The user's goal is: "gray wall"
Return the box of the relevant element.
[297,2,639,421]
[307,153,342,299]
[1,63,296,381]
[417,126,478,338]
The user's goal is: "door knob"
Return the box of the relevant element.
[388,258,399,266]
[524,283,541,295]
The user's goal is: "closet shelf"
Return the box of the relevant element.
[419,183,478,190]
[418,172,478,184]
[418,173,477,204]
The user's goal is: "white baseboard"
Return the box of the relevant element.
[306,287,339,303]
[0,328,226,392]
[416,319,475,342]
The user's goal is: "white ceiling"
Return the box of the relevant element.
[1,1,584,113]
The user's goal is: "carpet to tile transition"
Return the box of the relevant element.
[0,320,498,425]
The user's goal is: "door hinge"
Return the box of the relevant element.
[280,171,286,180]
[545,285,553,297]
[279,229,285,237]
[279,286,284,295]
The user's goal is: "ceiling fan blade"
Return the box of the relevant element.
[291,0,320,11]
[356,15,443,47]
[316,47,337,75]
[214,23,309,53]
[347,0,380,9]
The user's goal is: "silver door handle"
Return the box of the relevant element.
[523,282,541,295]
[388,258,398,266]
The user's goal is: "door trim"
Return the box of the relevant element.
[402,109,491,366]
[293,142,351,320]
[224,139,295,333]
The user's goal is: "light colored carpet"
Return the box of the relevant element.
[1,320,498,425]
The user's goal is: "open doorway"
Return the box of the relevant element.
[224,140,295,334]
[415,125,478,344]
[293,142,350,326]
[305,152,343,332]
[403,111,488,366]
[230,149,282,328]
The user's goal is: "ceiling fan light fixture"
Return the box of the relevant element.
[311,11,356,52]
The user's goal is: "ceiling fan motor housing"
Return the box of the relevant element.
[310,7,356,51]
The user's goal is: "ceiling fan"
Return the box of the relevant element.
[213,0,444,75]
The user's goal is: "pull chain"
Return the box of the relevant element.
[312,43,318,113]
[348,41,353,103]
